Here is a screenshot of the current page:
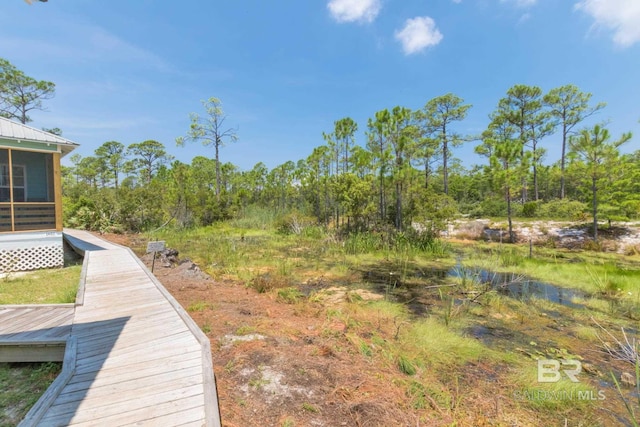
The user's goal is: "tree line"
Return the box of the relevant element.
[1,57,636,241]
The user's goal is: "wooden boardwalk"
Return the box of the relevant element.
[2,230,220,427]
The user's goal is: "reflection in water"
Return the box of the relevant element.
[365,265,585,311]
[448,267,585,309]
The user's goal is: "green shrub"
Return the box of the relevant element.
[475,198,523,218]
[537,199,587,220]
[522,201,539,217]
[621,200,640,220]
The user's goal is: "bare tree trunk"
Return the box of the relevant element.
[443,137,449,195]
[379,169,385,222]
[592,176,598,241]
[215,139,221,202]
[560,122,567,199]
[507,186,514,243]
[395,181,402,231]
[533,163,538,201]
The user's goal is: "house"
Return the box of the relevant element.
[0,117,78,272]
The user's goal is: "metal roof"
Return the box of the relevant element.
[0,116,79,156]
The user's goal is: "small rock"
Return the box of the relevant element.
[582,363,602,376]
[621,372,637,387]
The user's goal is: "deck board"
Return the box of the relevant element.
[3,229,219,427]
[0,306,74,344]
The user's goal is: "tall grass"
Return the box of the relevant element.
[344,233,385,255]
[229,205,278,230]
[344,231,450,257]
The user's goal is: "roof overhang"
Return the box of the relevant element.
[0,117,80,157]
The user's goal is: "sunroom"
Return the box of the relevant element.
[0,117,78,272]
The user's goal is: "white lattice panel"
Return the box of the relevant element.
[0,245,64,272]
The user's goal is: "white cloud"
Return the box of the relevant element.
[500,0,537,7]
[327,0,381,23]
[394,16,443,55]
[575,0,640,47]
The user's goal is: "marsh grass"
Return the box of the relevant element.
[403,318,487,367]
[0,265,81,304]
[141,222,640,423]
[458,242,640,296]
[573,325,599,341]
[152,225,452,300]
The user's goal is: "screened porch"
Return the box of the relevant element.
[0,148,61,233]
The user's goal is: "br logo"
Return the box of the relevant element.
[537,359,582,383]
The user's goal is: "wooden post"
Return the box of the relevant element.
[53,152,63,231]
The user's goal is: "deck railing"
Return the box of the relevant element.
[0,202,56,232]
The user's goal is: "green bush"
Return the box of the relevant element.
[537,199,587,220]
[621,200,640,220]
[522,201,539,217]
[475,198,522,218]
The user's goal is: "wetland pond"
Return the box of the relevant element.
[365,264,587,314]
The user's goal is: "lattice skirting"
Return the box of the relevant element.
[0,245,64,272]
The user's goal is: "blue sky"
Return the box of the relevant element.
[2,0,639,170]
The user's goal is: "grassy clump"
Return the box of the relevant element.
[397,354,417,376]
[187,301,215,312]
[402,318,487,368]
[277,287,304,304]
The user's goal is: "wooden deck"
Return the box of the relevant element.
[0,305,74,362]
[2,229,220,427]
